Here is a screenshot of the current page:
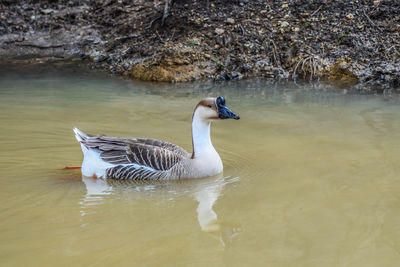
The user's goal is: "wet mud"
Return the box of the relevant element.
[1,0,399,92]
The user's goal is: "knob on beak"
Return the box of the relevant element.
[216,96,240,120]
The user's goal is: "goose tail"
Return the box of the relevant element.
[73,127,88,143]
[73,127,111,178]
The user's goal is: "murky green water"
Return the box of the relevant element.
[1,64,400,266]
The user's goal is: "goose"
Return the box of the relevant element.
[73,96,239,180]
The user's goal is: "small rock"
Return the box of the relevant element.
[280,21,289,28]
[204,54,211,59]
[339,60,348,70]
[215,75,226,81]
[226,18,235,25]
[94,55,108,63]
[281,3,288,9]
[231,72,242,80]
[293,27,300,32]
[40,8,54,14]
[346,13,354,20]
[174,58,184,65]
[215,28,225,35]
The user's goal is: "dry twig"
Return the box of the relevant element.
[311,4,323,17]
[363,9,382,32]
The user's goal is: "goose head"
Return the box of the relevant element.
[193,96,240,122]
[191,96,239,161]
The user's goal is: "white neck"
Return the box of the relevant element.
[191,111,215,158]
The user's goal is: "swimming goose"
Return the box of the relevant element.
[73,96,239,180]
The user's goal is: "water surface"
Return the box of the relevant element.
[1,64,400,266]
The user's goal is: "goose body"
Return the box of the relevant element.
[73,97,239,180]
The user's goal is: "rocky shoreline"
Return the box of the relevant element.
[1,0,399,92]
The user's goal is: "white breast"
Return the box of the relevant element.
[189,106,224,178]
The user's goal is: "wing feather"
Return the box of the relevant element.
[78,132,190,172]
[106,165,168,180]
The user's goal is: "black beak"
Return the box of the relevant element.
[216,96,240,120]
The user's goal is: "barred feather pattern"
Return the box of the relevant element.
[81,135,189,158]
[77,132,191,180]
[105,165,168,180]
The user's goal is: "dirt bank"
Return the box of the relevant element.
[1,0,399,92]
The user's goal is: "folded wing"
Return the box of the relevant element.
[79,134,190,171]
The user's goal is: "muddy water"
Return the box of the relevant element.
[1,64,400,266]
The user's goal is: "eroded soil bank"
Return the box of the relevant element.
[1,0,399,92]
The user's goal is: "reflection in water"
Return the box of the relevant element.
[79,177,113,223]
[80,175,241,243]
[194,180,220,232]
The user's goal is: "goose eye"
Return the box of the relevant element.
[207,105,212,108]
